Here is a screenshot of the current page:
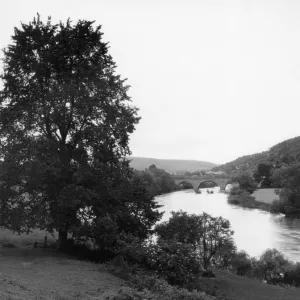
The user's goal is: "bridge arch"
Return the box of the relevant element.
[174,176,230,192]
[197,181,219,190]
[224,182,239,191]
[178,181,194,189]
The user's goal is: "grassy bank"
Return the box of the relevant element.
[1,229,300,300]
[0,228,57,249]
[209,268,300,300]
[0,247,126,300]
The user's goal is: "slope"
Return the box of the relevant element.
[128,156,216,173]
[212,136,300,174]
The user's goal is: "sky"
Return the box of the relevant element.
[0,0,300,164]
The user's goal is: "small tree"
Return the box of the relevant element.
[155,211,202,247]
[253,163,273,187]
[253,249,292,283]
[271,163,300,216]
[155,211,235,270]
[229,171,257,194]
[230,250,253,276]
[198,213,234,269]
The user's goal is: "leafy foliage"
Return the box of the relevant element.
[252,249,293,283]
[134,165,179,196]
[253,163,274,187]
[155,211,234,270]
[105,273,215,300]
[147,240,202,286]
[229,171,257,194]
[229,251,253,276]
[269,163,300,216]
[0,15,161,248]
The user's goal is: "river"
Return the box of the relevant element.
[155,188,300,262]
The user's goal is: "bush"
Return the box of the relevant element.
[61,238,114,263]
[228,186,244,196]
[283,263,300,286]
[146,240,202,286]
[104,274,215,300]
[252,249,292,283]
[230,251,253,276]
[1,240,16,248]
[211,239,237,270]
[114,233,151,266]
[228,191,256,206]
[270,200,285,214]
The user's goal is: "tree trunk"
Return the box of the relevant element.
[57,230,68,250]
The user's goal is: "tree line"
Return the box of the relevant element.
[134,164,179,196]
[226,161,300,217]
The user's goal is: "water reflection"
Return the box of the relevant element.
[155,189,300,262]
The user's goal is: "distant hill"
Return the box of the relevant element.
[128,157,216,174]
[212,136,300,174]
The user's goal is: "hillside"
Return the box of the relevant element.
[212,136,300,174]
[128,157,216,173]
[1,229,300,300]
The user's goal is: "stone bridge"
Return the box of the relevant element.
[174,176,231,192]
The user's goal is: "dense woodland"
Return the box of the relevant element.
[212,136,300,174]
[221,137,300,217]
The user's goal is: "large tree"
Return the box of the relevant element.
[0,15,161,248]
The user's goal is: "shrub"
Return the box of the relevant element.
[147,239,202,286]
[1,241,16,248]
[113,233,150,266]
[230,251,253,276]
[228,191,256,206]
[270,200,285,214]
[282,263,300,287]
[228,186,244,196]
[61,238,114,263]
[211,239,237,270]
[104,273,216,299]
[252,249,292,283]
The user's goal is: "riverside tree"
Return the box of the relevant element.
[156,211,235,270]
[0,15,161,249]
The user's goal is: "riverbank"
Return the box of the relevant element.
[2,226,300,299]
[227,193,273,212]
[226,188,282,213]
[209,268,300,300]
[1,245,300,300]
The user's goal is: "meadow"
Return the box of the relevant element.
[1,228,300,300]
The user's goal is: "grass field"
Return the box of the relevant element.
[0,228,57,249]
[1,228,300,300]
[210,268,300,300]
[0,228,126,300]
[252,189,280,204]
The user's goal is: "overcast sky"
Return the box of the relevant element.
[1,0,299,164]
